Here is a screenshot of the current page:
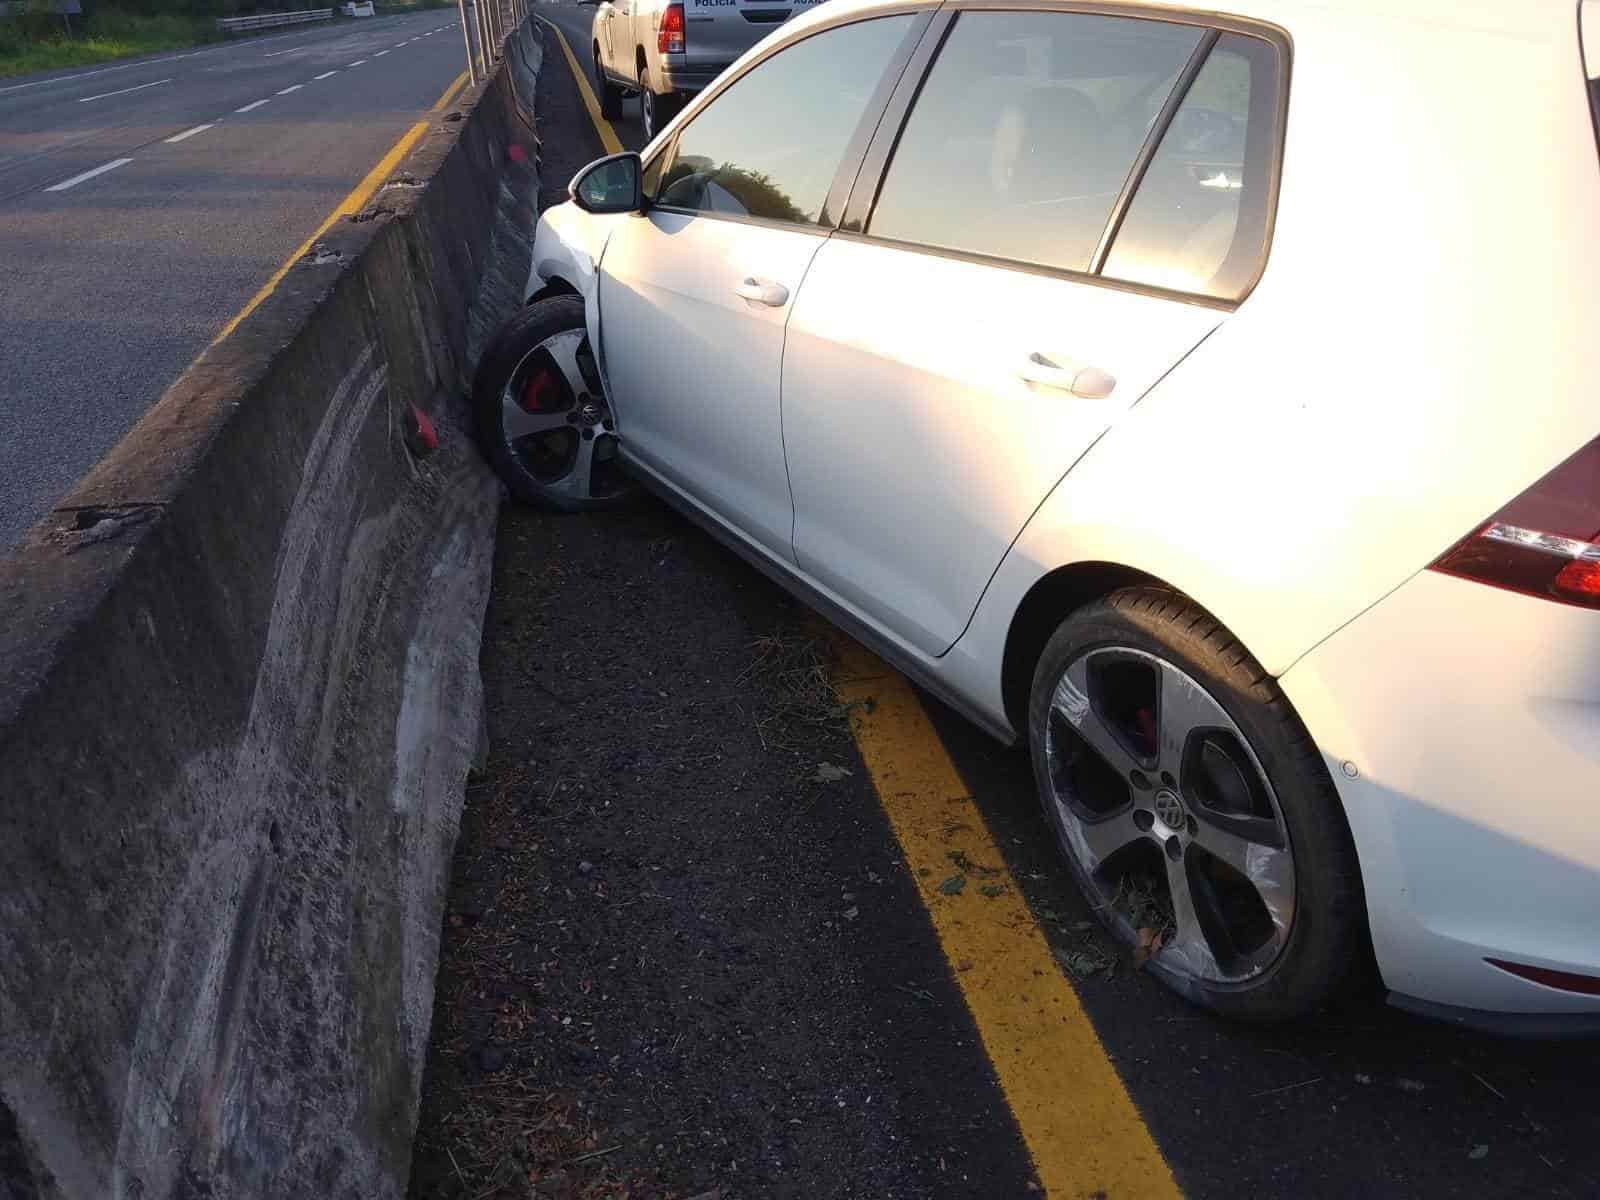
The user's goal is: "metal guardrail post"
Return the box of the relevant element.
[458,0,480,83]
[473,0,493,63]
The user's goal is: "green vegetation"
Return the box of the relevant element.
[0,6,217,78]
[0,0,458,80]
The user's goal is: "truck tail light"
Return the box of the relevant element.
[1430,435,1600,609]
[659,4,684,54]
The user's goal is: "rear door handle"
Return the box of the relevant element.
[735,277,790,307]
[1020,352,1117,399]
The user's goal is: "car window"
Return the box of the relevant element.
[866,12,1204,273]
[654,15,915,226]
[1102,33,1282,301]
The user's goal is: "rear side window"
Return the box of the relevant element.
[866,11,1205,273]
[1101,33,1282,301]
[655,15,915,226]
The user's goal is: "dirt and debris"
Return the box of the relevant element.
[406,499,1036,1199]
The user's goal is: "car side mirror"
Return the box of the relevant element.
[569,152,644,215]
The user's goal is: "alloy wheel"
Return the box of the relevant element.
[498,327,626,503]
[1043,646,1296,984]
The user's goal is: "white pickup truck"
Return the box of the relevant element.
[585,0,826,139]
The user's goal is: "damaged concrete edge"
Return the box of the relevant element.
[0,19,542,1200]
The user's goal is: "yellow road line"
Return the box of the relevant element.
[831,637,1180,1200]
[210,120,429,345]
[430,69,469,112]
[540,16,623,155]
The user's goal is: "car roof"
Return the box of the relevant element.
[800,0,1576,40]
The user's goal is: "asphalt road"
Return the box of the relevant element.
[537,0,651,147]
[410,19,1600,1198]
[0,10,473,553]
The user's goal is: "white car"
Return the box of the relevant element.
[478,0,1600,1032]
[341,1,374,15]
[585,0,827,139]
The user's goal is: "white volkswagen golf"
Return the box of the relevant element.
[477,0,1600,1031]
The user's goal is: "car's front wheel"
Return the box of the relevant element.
[472,296,634,512]
[1027,587,1367,1021]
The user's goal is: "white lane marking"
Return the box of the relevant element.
[0,53,194,95]
[235,98,272,113]
[77,77,171,103]
[374,50,389,56]
[46,157,132,192]
[164,123,215,143]
[263,44,308,57]
[313,70,338,80]
[349,59,367,66]
[395,41,407,46]
[276,84,304,94]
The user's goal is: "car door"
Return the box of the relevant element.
[598,11,921,558]
[781,13,1284,656]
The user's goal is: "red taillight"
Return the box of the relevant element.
[1486,957,1600,996]
[1430,435,1600,609]
[658,4,684,54]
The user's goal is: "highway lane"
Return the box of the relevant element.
[0,10,473,552]
[537,0,651,150]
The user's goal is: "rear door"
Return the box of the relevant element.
[781,12,1285,656]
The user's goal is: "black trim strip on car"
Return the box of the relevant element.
[1087,26,1219,274]
[819,8,937,229]
[837,7,956,233]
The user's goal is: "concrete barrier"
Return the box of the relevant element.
[0,23,542,1200]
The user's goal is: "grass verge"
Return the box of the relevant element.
[0,9,215,78]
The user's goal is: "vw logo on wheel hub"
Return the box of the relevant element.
[1154,788,1187,831]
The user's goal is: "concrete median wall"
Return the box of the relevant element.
[0,27,542,1200]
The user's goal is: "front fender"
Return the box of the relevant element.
[526,201,631,378]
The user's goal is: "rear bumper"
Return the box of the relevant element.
[1280,569,1600,1020]
[658,59,733,93]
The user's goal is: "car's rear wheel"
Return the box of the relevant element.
[594,46,624,119]
[1027,587,1367,1021]
[472,296,634,512]
[638,67,680,140]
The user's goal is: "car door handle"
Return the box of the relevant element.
[735,277,790,307]
[1020,352,1117,399]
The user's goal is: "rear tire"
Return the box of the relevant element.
[472,297,635,512]
[594,46,624,119]
[1027,587,1369,1021]
[638,65,681,141]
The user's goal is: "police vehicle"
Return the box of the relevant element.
[586,0,826,138]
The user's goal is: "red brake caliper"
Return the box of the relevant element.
[520,366,559,413]
[1136,707,1158,760]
